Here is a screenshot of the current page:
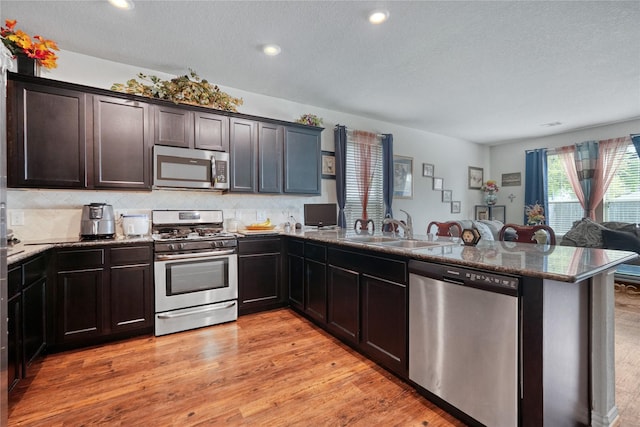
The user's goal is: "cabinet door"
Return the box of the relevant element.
[22,277,46,370]
[361,274,407,376]
[9,81,87,188]
[288,254,305,311]
[258,123,283,193]
[283,126,321,194]
[56,269,104,343]
[305,259,327,323]
[110,264,153,333]
[7,294,22,391]
[327,265,360,344]
[229,118,257,192]
[238,253,281,315]
[93,95,151,189]
[194,111,229,151]
[154,104,192,148]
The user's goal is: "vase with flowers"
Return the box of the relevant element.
[1,19,59,75]
[525,203,545,225]
[481,180,499,205]
[295,113,323,127]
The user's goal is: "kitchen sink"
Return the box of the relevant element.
[380,240,442,249]
[344,236,399,243]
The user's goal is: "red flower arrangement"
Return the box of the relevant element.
[1,19,59,69]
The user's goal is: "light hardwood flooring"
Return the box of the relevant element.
[8,295,640,426]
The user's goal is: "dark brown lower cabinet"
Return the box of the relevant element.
[287,239,305,311]
[238,237,286,315]
[361,274,407,376]
[304,243,327,323]
[7,253,49,393]
[286,240,408,377]
[327,265,360,344]
[53,244,153,350]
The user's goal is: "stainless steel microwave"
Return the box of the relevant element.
[153,145,229,191]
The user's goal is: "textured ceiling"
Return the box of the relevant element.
[3,1,640,145]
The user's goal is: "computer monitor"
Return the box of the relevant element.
[303,203,338,228]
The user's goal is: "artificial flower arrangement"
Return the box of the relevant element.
[295,113,323,127]
[481,180,499,193]
[111,69,243,112]
[0,19,59,69]
[525,203,545,225]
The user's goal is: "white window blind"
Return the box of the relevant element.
[344,135,384,230]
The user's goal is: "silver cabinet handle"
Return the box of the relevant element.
[157,302,236,319]
[155,249,235,261]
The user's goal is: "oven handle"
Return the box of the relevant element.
[157,301,237,319]
[155,249,236,261]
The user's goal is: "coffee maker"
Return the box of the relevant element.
[81,203,115,239]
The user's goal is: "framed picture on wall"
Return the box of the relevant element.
[468,166,483,189]
[393,155,413,199]
[422,163,434,177]
[501,172,521,187]
[433,177,444,191]
[451,201,461,214]
[442,190,452,203]
[321,151,336,179]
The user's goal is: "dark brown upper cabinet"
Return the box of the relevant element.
[229,117,258,192]
[258,123,284,193]
[284,126,321,195]
[8,81,87,188]
[153,104,229,152]
[92,95,152,190]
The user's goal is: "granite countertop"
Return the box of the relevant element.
[8,230,636,282]
[283,229,639,282]
[7,236,153,265]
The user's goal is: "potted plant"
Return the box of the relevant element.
[295,114,323,127]
[1,19,59,75]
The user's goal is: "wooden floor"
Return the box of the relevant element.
[8,309,462,426]
[8,292,640,426]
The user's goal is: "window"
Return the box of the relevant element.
[547,143,640,234]
[344,135,384,229]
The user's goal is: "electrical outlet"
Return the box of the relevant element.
[256,210,267,222]
[10,211,25,226]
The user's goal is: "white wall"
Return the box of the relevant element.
[489,118,640,224]
[9,50,491,239]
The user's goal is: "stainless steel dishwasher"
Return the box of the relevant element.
[409,260,519,427]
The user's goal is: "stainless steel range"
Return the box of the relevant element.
[152,210,238,336]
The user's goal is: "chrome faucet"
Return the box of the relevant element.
[383,209,413,239]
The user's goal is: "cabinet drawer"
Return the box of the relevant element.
[57,248,105,270]
[238,237,281,255]
[328,247,407,284]
[110,245,152,265]
[8,265,22,299]
[305,242,326,262]
[287,238,304,257]
[24,254,47,284]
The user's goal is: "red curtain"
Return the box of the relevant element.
[352,130,379,220]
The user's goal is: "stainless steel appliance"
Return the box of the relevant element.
[80,203,115,239]
[153,145,229,191]
[408,260,519,427]
[152,210,238,336]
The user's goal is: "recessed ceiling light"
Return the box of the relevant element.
[108,0,134,10]
[263,44,282,56]
[368,10,389,24]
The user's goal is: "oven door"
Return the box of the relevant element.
[154,250,238,313]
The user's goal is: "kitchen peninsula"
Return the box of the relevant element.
[7,230,635,427]
[283,229,636,427]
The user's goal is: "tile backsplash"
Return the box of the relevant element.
[8,188,329,241]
